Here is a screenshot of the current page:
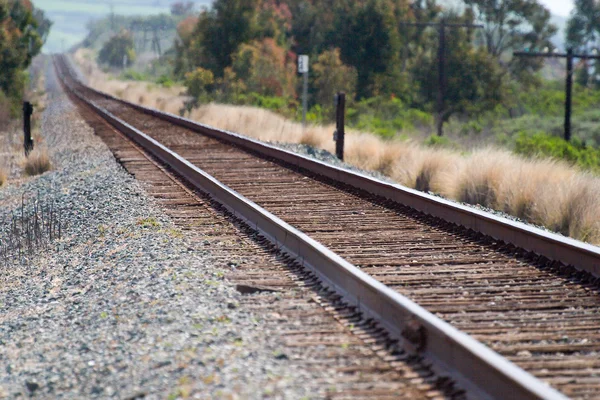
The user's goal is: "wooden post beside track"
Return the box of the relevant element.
[334,92,345,161]
[23,101,34,156]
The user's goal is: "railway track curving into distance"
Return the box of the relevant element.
[55,54,600,399]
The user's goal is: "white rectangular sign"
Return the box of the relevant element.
[298,55,309,73]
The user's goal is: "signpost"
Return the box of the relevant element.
[513,48,600,141]
[298,55,309,127]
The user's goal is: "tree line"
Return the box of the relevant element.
[171,0,558,124]
[0,0,51,116]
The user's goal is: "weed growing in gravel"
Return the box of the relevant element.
[0,192,65,266]
[22,148,52,176]
[137,217,160,228]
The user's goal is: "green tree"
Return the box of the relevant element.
[98,30,136,68]
[231,37,296,97]
[566,0,599,50]
[201,0,259,75]
[0,0,50,114]
[336,0,402,99]
[312,48,357,118]
[464,0,557,78]
[566,0,600,86]
[413,17,504,131]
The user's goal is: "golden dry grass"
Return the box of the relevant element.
[0,164,7,187]
[74,50,600,245]
[22,148,51,177]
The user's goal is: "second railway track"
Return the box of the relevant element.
[56,55,600,399]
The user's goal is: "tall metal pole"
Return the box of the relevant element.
[565,48,573,142]
[437,21,446,136]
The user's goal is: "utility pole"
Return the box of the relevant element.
[401,20,483,136]
[513,48,600,141]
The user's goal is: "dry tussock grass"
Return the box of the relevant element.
[73,52,600,245]
[0,164,7,187]
[22,148,51,176]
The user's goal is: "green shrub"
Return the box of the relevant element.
[424,135,454,148]
[344,96,434,138]
[121,69,148,81]
[513,132,600,171]
[156,75,174,88]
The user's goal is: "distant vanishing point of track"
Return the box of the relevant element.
[56,55,600,399]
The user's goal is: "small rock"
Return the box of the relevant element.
[90,386,103,395]
[153,360,172,369]
[25,380,40,393]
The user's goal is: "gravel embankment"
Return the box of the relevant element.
[0,58,318,399]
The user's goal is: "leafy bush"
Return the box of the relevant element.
[232,92,297,118]
[345,97,433,138]
[156,75,174,88]
[185,67,214,99]
[424,135,454,148]
[121,69,148,81]
[513,132,600,171]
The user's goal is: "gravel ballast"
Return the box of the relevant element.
[0,58,328,399]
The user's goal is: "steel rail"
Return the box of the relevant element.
[57,57,567,400]
[58,56,600,279]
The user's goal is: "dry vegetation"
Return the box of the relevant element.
[22,148,51,176]
[0,165,7,187]
[73,50,600,245]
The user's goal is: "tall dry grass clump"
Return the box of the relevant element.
[23,148,51,177]
[0,164,7,187]
[454,149,514,208]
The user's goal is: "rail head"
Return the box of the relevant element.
[56,56,569,400]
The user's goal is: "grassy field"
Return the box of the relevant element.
[33,0,212,53]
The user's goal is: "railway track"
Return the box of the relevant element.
[55,55,600,399]
[64,79,455,400]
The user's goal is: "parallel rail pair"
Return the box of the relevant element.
[56,54,600,399]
